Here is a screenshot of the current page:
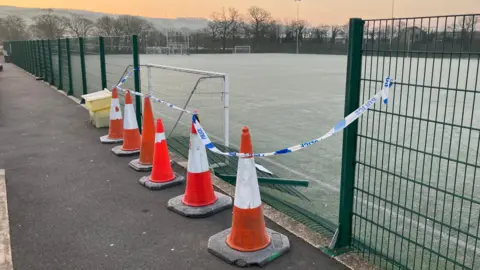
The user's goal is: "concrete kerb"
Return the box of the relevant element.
[0,170,13,270]
[43,78,375,270]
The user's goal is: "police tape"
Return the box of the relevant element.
[114,69,393,158]
[192,76,394,157]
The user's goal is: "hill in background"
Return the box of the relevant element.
[0,5,209,31]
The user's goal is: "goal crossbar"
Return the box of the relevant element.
[145,64,230,147]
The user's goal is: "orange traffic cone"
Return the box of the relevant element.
[139,118,185,190]
[208,127,290,267]
[100,87,123,144]
[167,112,232,218]
[129,96,155,171]
[111,91,141,156]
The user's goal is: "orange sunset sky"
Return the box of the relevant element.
[1,0,479,24]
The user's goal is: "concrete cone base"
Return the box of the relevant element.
[129,159,153,172]
[100,135,123,144]
[167,192,232,218]
[111,145,140,156]
[208,228,290,267]
[139,174,185,190]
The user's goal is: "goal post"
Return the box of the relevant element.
[144,63,230,148]
[233,46,251,54]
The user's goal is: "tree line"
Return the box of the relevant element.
[0,7,478,55]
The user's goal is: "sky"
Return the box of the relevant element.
[1,0,479,25]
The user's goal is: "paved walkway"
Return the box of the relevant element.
[0,64,347,270]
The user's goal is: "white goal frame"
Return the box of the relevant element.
[233,46,251,54]
[145,63,230,147]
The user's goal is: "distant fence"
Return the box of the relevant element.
[5,14,480,269]
[4,36,143,128]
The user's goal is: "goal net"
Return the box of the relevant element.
[146,46,189,55]
[141,64,230,150]
[233,46,251,54]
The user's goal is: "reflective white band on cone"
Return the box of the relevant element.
[124,104,138,130]
[155,132,166,143]
[110,98,122,120]
[234,157,262,209]
[187,131,210,173]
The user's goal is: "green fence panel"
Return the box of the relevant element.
[99,37,107,89]
[65,38,74,96]
[132,35,142,130]
[78,37,88,96]
[42,40,48,81]
[68,38,84,98]
[57,39,63,90]
[83,37,103,94]
[48,40,55,85]
[348,14,480,270]
[331,18,365,252]
[51,39,60,88]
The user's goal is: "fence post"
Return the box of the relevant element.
[99,36,107,89]
[57,39,63,90]
[26,41,31,73]
[36,40,41,78]
[42,40,48,81]
[328,18,364,253]
[66,38,73,96]
[132,34,142,131]
[48,39,54,85]
[33,41,38,78]
[79,37,88,95]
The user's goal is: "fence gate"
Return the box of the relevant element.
[333,14,480,269]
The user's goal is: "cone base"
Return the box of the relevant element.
[139,174,185,190]
[208,228,290,267]
[111,145,140,156]
[100,135,123,144]
[129,158,153,172]
[167,192,232,218]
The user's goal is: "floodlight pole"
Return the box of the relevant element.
[295,0,302,54]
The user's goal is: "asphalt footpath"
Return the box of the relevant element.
[0,64,348,270]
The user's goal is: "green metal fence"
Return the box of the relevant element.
[7,35,142,127]
[331,14,480,269]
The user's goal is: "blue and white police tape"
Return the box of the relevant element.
[115,68,139,88]
[113,71,393,158]
[115,85,194,114]
[192,76,394,157]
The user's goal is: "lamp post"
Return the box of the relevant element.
[295,0,302,54]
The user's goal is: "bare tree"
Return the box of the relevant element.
[65,14,94,37]
[115,15,153,35]
[210,7,241,50]
[30,10,68,39]
[247,6,272,46]
[95,16,116,36]
[330,25,344,44]
[313,24,329,43]
[0,15,28,41]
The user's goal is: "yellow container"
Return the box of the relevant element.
[89,107,110,128]
[82,89,112,112]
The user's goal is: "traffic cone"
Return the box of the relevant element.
[100,87,123,144]
[129,96,155,171]
[208,127,290,267]
[111,91,141,156]
[167,112,232,218]
[139,118,185,190]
